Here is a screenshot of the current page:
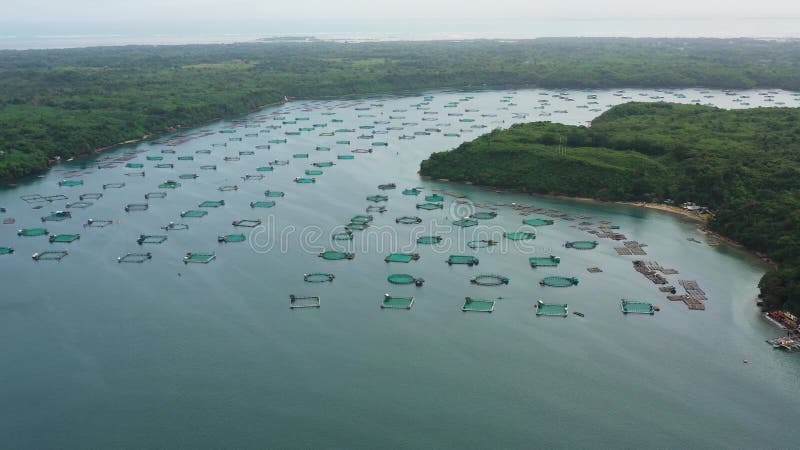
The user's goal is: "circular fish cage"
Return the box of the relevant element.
[470,274,510,286]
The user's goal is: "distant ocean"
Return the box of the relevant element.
[0,17,798,50]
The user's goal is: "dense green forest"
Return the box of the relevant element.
[420,103,800,313]
[3,38,800,179]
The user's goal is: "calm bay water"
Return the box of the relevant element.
[1,88,799,448]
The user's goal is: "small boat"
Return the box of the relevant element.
[573,311,585,317]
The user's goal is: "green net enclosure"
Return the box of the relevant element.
[402,188,421,196]
[256,166,274,172]
[250,201,276,208]
[378,183,396,190]
[199,200,225,208]
[350,215,374,225]
[366,194,388,203]
[504,231,536,241]
[566,241,598,250]
[293,153,309,158]
[313,162,335,168]
[470,211,498,220]
[218,185,239,192]
[470,274,509,286]
[200,165,217,170]
[242,174,264,181]
[294,177,316,184]
[66,201,93,209]
[540,276,579,287]
[447,255,479,266]
[124,203,149,212]
[338,154,355,160]
[155,163,174,169]
[270,160,289,166]
[394,216,422,225]
[366,205,386,213]
[145,192,167,199]
[305,170,324,176]
[621,299,655,315]
[416,236,442,245]
[289,295,320,309]
[159,181,181,189]
[387,274,425,286]
[218,234,246,243]
[84,219,112,228]
[319,251,355,260]
[181,210,208,218]
[304,273,335,283]
[523,218,554,226]
[137,234,168,245]
[232,219,261,227]
[265,191,285,198]
[346,222,369,231]
[416,202,443,210]
[0,246,15,255]
[126,163,144,169]
[385,253,420,263]
[103,182,126,189]
[32,250,68,261]
[22,223,48,234]
[536,301,568,317]
[162,222,189,231]
[316,146,330,151]
[178,156,193,161]
[58,180,84,187]
[183,252,216,264]
[79,193,103,200]
[41,211,72,222]
[49,234,80,243]
[332,231,354,241]
[529,256,561,268]
[452,218,478,228]
[118,252,152,263]
[467,240,498,249]
[381,294,414,309]
[425,194,444,202]
[372,141,388,147]
[462,297,495,312]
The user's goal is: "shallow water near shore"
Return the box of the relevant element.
[1,88,798,448]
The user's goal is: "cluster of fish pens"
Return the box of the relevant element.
[0,89,731,315]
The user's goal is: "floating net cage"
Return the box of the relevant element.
[336,140,351,145]
[396,216,422,225]
[124,203,149,212]
[314,162,335,168]
[270,160,289,166]
[346,222,369,231]
[304,272,335,283]
[416,235,442,245]
[402,188,421,196]
[233,219,261,228]
[540,276,579,287]
[181,210,208,218]
[66,201,93,209]
[178,156,194,161]
[0,246,14,255]
[372,142,388,147]
[523,217,555,227]
[467,240,498,249]
[218,233,246,243]
[183,252,216,264]
[250,201,276,209]
[378,183,396,190]
[447,255,479,266]
[332,231,354,241]
[536,301,568,317]
[126,163,144,169]
[316,146,330,151]
[385,253,420,263]
[305,169,324,176]
[366,195,388,203]
[200,165,217,170]
[381,294,414,310]
[145,192,167,200]
[32,250,68,261]
[338,154,355,160]
[223,157,240,162]
[265,191,285,198]
[471,274,509,286]
[84,219,112,228]
[256,166,274,172]
[199,200,225,208]
[118,252,152,263]
[41,211,72,222]
[79,193,103,200]
[389,271,428,286]
[137,234,167,245]
[155,163,174,169]
[529,256,561,268]
[58,180,84,187]
[218,185,239,192]
[319,251,355,260]
[621,299,655,315]
[162,149,176,154]
[425,194,444,202]
[162,222,189,231]
[196,149,211,154]
[49,234,80,243]
[125,171,145,177]
[417,202,443,210]
[293,153,309,159]
[566,240,598,250]
[290,295,320,309]
[366,205,386,213]
[238,151,254,156]
[294,177,316,184]
[504,231,536,241]
[453,218,478,228]
[470,211,498,220]
[158,181,181,189]
[350,215,374,225]
[462,297,495,313]
[268,139,287,144]
[242,174,264,181]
